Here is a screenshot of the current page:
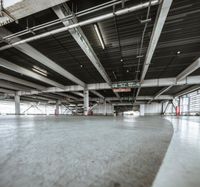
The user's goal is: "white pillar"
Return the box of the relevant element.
[140,104,145,116]
[104,100,107,116]
[15,94,20,115]
[84,89,89,115]
[55,100,60,115]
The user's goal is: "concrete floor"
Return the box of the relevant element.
[152,116,200,187]
[0,116,173,187]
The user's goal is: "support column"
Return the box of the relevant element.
[112,105,116,116]
[15,94,20,115]
[83,89,89,115]
[104,100,107,116]
[55,100,60,115]
[140,104,145,116]
[161,102,164,115]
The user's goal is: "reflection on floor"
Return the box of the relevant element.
[0,116,172,187]
[153,116,200,187]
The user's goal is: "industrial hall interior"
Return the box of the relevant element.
[0,0,200,187]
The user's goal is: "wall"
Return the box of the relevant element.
[140,103,162,116]
[0,101,15,114]
[0,100,58,115]
[92,103,113,115]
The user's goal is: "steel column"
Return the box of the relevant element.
[83,89,89,115]
[15,94,20,115]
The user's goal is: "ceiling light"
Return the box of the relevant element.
[94,24,105,50]
[33,65,47,74]
[32,68,47,76]
[120,58,123,62]
[32,66,47,76]
[126,69,129,73]
[80,64,83,68]
[177,51,181,54]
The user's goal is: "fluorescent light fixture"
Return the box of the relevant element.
[94,24,105,49]
[32,66,47,76]
[33,65,47,74]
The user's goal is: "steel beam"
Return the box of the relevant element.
[19,97,49,103]
[26,95,51,101]
[90,90,104,99]
[149,57,200,101]
[71,92,84,97]
[88,101,100,112]
[142,76,200,87]
[0,27,86,87]
[0,58,65,89]
[88,95,173,101]
[18,95,172,103]
[38,93,64,101]
[0,72,46,90]
[56,93,78,100]
[0,80,32,91]
[17,75,200,95]
[0,0,159,51]
[136,0,173,100]
[112,102,145,106]
[140,0,173,82]
[53,4,111,85]
[0,88,15,94]
[149,85,173,103]
[53,4,120,100]
[175,85,200,97]
[176,58,200,81]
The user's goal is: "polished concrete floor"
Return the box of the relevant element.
[0,116,173,187]
[153,116,200,187]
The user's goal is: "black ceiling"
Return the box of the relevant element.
[0,0,200,100]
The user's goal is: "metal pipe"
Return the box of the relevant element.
[77,0,120,14]
[0,0,159,51]
[75,0,131,17]
[2,0,129,41]
[3,28,29,40]
[3,15,74,40]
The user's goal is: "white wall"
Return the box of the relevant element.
[0,101,15,114]
[140,104,145,116]
[0,100,58,115]
[140,103,162,116]
[92,103,113,115]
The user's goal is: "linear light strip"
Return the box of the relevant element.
[32,68,47,76]
[94,24,105,49]
[33,65,47,74]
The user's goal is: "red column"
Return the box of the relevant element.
[176,106,180,116]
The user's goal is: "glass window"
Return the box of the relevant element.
[180,89,200,115]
